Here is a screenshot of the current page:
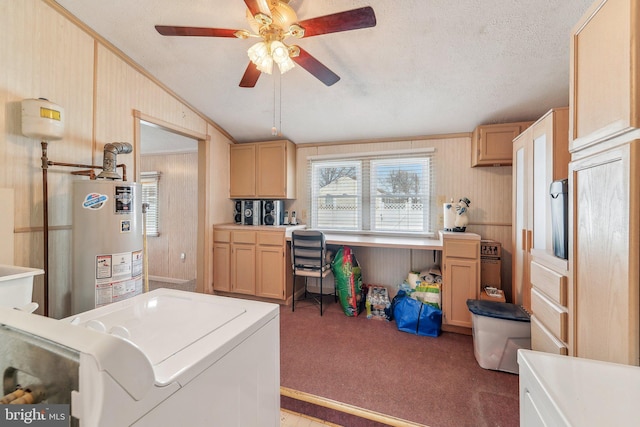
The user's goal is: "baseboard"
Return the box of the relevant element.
[148,275,190,284]
[280,387,428,427]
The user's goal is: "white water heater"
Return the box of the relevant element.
[72,180,143,315]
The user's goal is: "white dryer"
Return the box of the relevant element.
[0,289,280,426]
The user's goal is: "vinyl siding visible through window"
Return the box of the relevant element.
[308,149,435,235]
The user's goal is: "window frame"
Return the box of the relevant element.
[140,171,161,237]
[308,150,435,236]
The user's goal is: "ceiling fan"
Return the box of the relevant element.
[155,0,376,88]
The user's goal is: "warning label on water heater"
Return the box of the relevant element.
[94,250,143,307]
[114,186,134,214]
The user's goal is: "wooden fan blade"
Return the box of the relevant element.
[291,47,340,86]
[155,25,239,37]
[239,62,261,88]
[244,0,271,17]
[297,6,376,38]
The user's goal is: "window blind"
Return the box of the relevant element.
[308,151,435,234]
[141,171,161,237]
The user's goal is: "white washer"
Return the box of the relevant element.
[0,289,280,426]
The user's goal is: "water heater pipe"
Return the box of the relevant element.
[96,142,132,180]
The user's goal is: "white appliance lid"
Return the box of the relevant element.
[70,292,246,365]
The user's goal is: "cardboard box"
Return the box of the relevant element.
[480,287,506,303]
[480,240,501,288]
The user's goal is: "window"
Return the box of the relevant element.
[309,150,434,234]
[311,160,362,230]
[141,171,161,237]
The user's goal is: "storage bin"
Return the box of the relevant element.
[0,265,44,309]
[466,299,531,374]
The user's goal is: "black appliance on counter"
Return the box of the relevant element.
[262,200,285,226]
[234,200,284,226]
[550,179,568,260]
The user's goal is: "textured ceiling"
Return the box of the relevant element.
[53,0,593,144]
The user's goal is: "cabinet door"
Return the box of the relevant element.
[571,142,639,365]
[443,258,478,328]
[230,144,256,198]
[570,0,640,149]
[231,243,256,295]
[257,142,287,197]
[212,243,230,292]
[512,130,531,308]
[256,245,285,299]
[471,122,531,167]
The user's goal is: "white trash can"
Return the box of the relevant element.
[466,299,531,374]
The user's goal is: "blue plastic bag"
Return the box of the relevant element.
[393,294,442,337]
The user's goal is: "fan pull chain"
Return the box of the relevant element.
[272,75,277,136]
[279,72,283,136]
[271,73,283,137]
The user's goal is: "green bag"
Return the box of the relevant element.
[331,246,363,316]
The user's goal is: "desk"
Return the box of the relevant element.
[290,230,481,333]
[322,233,442,250]
[216,224,481,333]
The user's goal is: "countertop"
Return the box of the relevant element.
[214,224,481,250]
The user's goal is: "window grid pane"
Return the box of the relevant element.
[370,158,430,232]
[311,161,361,230]
[141,172,160,237]
[309,154,433,234]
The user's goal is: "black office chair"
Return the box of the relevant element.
[291,230,335,316]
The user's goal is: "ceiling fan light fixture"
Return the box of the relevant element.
[276,55,295,74]
[248,41,273,74]
[270,41,294,74]
[270,41,288,62]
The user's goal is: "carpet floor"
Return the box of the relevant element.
[280,300,519,427]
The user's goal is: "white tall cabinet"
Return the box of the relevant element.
[512,108,570,314]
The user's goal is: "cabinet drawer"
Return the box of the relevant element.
[530,261,567,306]
[213,230,231,243]
[531,288,568,342]
[531,316,568,355]
[232,230,256,244]
[444,240,479,259]
[258,231,283,246]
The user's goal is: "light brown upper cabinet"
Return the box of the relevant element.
[471,121,533,167]
[569,0,640,151]
[230,140,296,199]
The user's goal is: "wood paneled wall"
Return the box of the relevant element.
[290,136,513,297]
[141,153,198,282]
[0,0,232,318]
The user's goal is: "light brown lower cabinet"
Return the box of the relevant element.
[570,141,640,365]
[442,233,481,330]
[231,230,256,295]
[213,225,291,302]
[529,256,570,355]
[256,232,286,299]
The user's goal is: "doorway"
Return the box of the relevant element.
[137,119,200,291]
